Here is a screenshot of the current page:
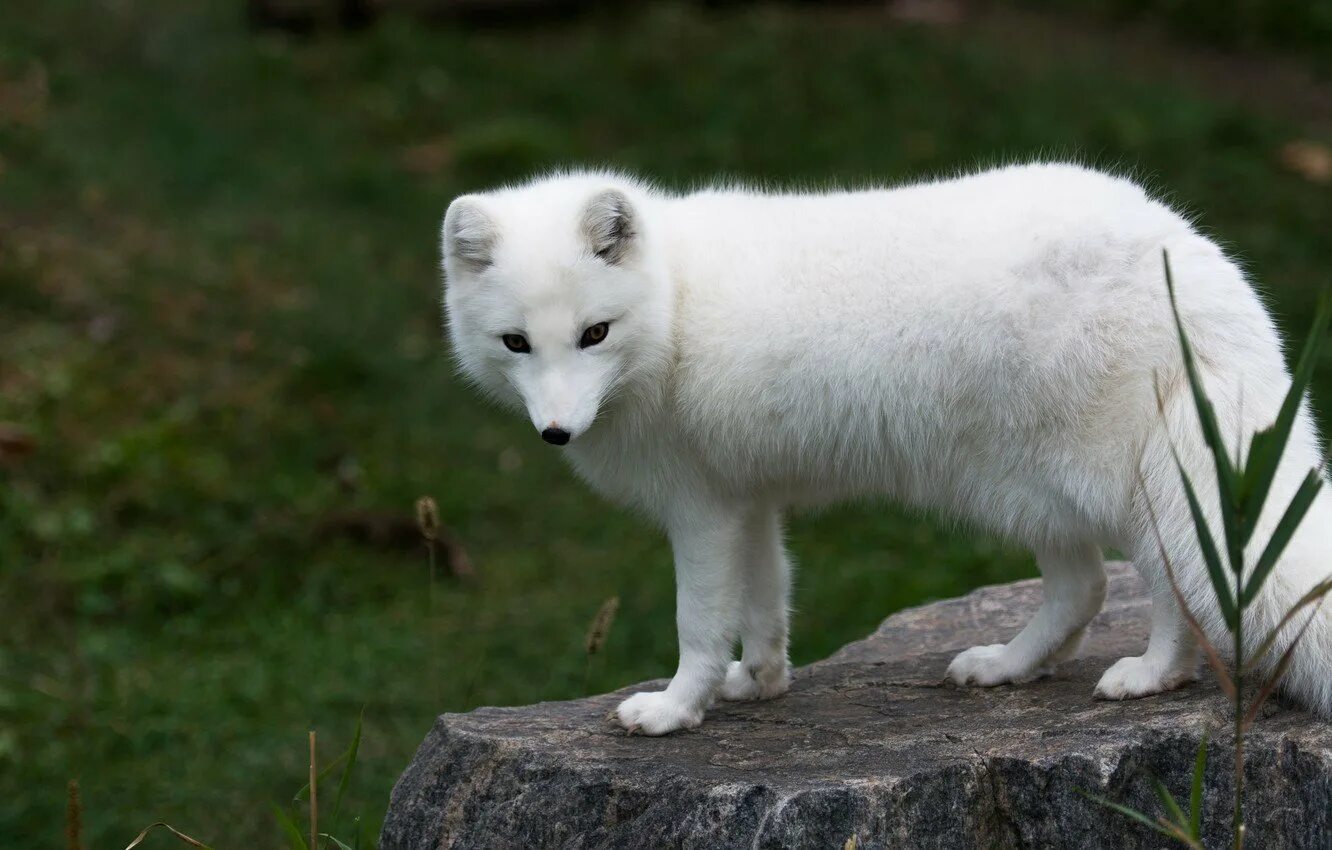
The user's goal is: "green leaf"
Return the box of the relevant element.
[1189,732,1208,840]
[320,835,354,850]
[331,710,364,826]
[1241,471,1323,606]
[1241,427,1283,539]
[1077,789,1182,840]
[1238,290,1331,539]
[1162,251,1243,570]
[274,806,309,850]
[1151,777,1189,831]
[1171,450,1238,630]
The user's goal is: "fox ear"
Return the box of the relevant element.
[442,197,497,274]
[581,189,637,266]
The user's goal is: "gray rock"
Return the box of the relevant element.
[380,563,1332,849]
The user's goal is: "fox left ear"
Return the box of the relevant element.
[581,189,638,266]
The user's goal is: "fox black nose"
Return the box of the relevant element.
[541,427,571,446]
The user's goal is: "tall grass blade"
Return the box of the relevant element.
[1076,790,1189,842]
[292,754,346,804]
[274,806,309,850]
[1243,577,1332,674]
[66,780,83,850]
[1151,778,1189,832]
[1162,251,1242,565]
[309,731,318,850]
[1170,453,1238,629]
[1233,384,1247,469]
[123,823,213,850]
[1242,597,1327,729]
[1237,292,1331,540]
[1241,471,1322,605]
[331,711,363,826]
[1189,733,1208,840]
[1138,470,1236,697]
[1243,428,1284,541]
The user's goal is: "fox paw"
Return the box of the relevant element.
[1094,655,1197,701]
[719,660,791,701]
[946,644,1050,687]
[615,691,703,736]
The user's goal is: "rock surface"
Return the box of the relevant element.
[380,563,1332,849]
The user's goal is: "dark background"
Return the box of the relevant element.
[1,0,1329,846]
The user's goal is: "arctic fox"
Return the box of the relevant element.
[442,163,1332,735]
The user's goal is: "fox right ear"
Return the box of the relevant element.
[442,198,497,274]
[581,189,638,266]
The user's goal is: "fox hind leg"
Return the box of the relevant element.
[948,543,1107,686]
[719,507,793,702]
[1094,535,1200,700]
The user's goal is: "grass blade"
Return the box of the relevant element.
[67,780,82,850]
[1243,576,1332,674]
[1076,790,1184,840]
[1242,428,1282,540]
[1243,596,1327,729]
[309,731,318,850]
[1170,451,1238,629]
[1189,732,1208,840]
[1238,291,1331,539]
[1241,471,1322,606]
[1162,251,1242,565]
[1151,777,1189,832]
[331,711,364,826]
[1138,470,1237,698]
[123,823,213,850]
[321,835,354,850]
[274,806,309,850]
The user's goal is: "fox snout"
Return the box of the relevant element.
[527,401,590,446]
[521,370,606,446]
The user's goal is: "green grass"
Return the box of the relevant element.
[1010,0,1332,66]
[1,2,1329,847]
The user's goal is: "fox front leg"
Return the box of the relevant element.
[615,501,748,735]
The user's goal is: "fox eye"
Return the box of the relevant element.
[501,333,530,353]
[579,322,609,348]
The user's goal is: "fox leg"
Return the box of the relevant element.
[1094,562,1199,699]
[615,500,748,735]
[948,543,1107,686]
[719,506,792,701]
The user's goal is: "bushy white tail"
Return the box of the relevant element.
[1248,491,1332,716]
[1133,362,1332,718]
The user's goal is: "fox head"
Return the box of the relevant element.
[442,176,672,445]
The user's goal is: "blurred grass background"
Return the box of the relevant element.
[1,0,1329,846]
[1014,0,1332,64]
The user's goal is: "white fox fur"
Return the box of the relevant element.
[442,163,1332,735]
